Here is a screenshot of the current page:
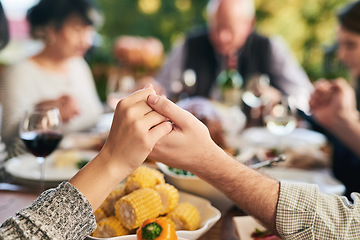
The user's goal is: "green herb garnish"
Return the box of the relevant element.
[141,222,162,239]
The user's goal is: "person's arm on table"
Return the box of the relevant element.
[148,94,360,239]
[147,94,279,232]
[0,87,172,240]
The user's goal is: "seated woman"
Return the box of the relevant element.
[0,0,104,158]
[310,0,360,198]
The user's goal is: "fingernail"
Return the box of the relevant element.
[144,83,153,89]
[148,94,160,105]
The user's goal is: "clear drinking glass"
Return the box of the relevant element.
[264,96,297,137]
[106,68,136,110]
[242,74,270,108]
[19,108,63,190]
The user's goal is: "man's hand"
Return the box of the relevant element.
[147,94,221,173]
[310,78,358,130]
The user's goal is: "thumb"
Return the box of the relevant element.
[147,94,191,127]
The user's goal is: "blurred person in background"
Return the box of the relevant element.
[0,0,104,158]
[156,0,313,111]
[310,0,360,198]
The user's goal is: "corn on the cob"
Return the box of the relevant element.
[92,216,130,238]
[94,208,107,222]
[167,202,200,231]
[154,183,179,215]
[115,188,162,230]
[100,187,126,216]
[124,166,165,193]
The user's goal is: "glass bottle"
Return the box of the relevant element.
[216,55,243,106]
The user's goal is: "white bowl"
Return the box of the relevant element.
[87,191,221,240]
[156,163,233,211]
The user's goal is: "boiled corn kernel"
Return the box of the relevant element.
[92,216,130,238]
[100,186,126,216]
[115,188,162,230]
[154,183,179,215]
[124,166,165,193]
[168,202,200,231]
[94,208,107,222]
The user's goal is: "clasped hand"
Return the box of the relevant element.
[101,84,218,176]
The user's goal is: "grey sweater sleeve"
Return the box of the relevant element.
[0,182,96,240]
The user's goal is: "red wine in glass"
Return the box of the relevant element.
[21,131,62,157]
[19,108,63,191]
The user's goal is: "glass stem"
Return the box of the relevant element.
[37,156,46,192]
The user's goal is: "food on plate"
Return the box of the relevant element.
[168,167,195,177]
[251,228,280,240]
[177,97,226,148]
[100,185,126,216]
[263,148,281,159]
[94,208,107,222]
[281,146,331,169]
[113,36,164,70]
[115,188,163,229]
[136,218,177,240]
[54,149,91,169]
[54,150,82,168]
[91,166,202,238]
[154,183,179,215]
[167,202,200,231]
[125,166,165,193]
[92,216,131,238]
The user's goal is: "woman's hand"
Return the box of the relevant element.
[69,87,172,210]
[35,94,80,123]
[101,88,173,173]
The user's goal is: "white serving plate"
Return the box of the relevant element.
[262,167,345,195]
[4,150,98,183]
[87,191,221,240]
[241,127,327,149]
[233,216,270,240]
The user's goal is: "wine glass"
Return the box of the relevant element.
[242,74,270,126]
[263,96,297,149]
[19,107,63,190]
[242,74,270,108]
[106,68,135,110]
[169,68,197,101]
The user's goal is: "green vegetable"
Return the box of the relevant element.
[251,228,276,237]
[141,222,163,239]
[76,159,89,169]
[168,167,195,176]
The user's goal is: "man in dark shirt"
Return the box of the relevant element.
[157,0,313,113]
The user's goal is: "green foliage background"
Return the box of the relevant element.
[90,0,353,100]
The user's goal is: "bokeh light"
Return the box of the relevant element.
[138,0,161,14]
[175,0,191,12]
